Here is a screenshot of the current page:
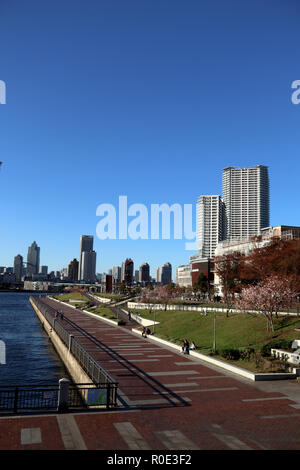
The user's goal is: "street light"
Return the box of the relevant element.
[213,311,216,353]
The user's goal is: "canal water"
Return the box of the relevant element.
[0,292,69,385]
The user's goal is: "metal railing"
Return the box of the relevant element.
[0,381,117,414]
[30,297,118,408]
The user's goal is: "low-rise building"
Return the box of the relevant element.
[176,264,192,287]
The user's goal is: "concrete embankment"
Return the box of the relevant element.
[30,297,93,386]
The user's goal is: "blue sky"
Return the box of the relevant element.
[0,0,299,278]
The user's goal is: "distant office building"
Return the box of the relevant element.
[0,272,16,284]
[68,259,79,282]
[134,270,139,282]
[80,251,97,283]
[39,266,48,275]
[222,165,270,240]
[78,235,97,283]
[0,267,4,274]
[139,262,150,283]
[106,274,113,293]
[156,267,162,283]
[123,258,134,285]
[161,262,172,285]
[4,267,13,273]
[14,255,23,282]
[121,262,125,282]
[26,241,40,276]
[176,264,192,287]
[112,266,121,283]
[197,195,225,258]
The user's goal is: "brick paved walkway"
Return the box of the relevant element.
[1,297,300,451]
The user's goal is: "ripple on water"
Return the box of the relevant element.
[0,292,68,385]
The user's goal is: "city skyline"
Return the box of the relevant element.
[0,1,299,275]
[0,161,297,280]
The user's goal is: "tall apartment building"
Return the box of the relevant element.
[196,195,225,258]
[26,241,40,276]
[222,165,269,240]
[78,235,96,283]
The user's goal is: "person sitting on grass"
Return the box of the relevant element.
[190,341,196,350]
[182,339,190,354]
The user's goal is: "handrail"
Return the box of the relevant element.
[30,297,117,386]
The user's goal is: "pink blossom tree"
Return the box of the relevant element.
[141,285,179,311]
[236,275,298,332]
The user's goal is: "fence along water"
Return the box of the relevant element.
[0,296,119,414]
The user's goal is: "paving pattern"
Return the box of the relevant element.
[1,296,300,451]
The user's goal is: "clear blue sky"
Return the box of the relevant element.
[0,0,299,278]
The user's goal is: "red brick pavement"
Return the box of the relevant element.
[1,297,300,451]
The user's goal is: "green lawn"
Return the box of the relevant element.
[85,305,118,321]
[54,292,87,301]
[130,308,300,372]
[53,292,90,308]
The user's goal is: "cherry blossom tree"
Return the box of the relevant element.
[236,275,298,332]
[141,285,178,311]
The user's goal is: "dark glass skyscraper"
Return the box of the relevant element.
[26,241,40,276]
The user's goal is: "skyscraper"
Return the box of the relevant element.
[13,254,23,282]
[112,266,121,283]
[139,262,150,283]
[222,165,269,240]
[68,259,79,282]
[26,241,40,276]
[123,258,134,285]
[196,195,226,258]
[78,235,96,283]
[161,262,172,285]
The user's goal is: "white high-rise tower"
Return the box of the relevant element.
[222,165,269,240]
[196,195,225,258]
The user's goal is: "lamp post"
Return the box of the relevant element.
[213,311,216,353]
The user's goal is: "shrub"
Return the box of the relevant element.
[261,339,293,357]
[220,348,241,360]
[239,347,255,361]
